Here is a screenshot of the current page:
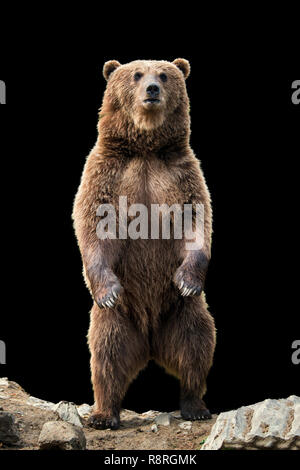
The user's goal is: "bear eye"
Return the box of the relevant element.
[159,73,167,82]
[134,72,143,81]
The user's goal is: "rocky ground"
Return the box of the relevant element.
[0,378,216,450]
[1,378,299,450]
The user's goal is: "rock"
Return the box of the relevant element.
[202,396,300,450]
[179,421,192,431]
[120,409,140,419]
[0,379,23,391]
[0,378,9,387]
[27,396,56,411]
[53,401,83,427]
[151,424,158,433]
[155,413,172,426]
[77,403,93,419]
[141,410,160,420]
[170,411,182,419]
[0,411,19,445]
[38,421,86,450]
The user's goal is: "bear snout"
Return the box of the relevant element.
[146,83,160,100]
[143,83,161,107]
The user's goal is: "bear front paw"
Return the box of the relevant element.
[94,279,123,309]
[174,266,204,297]
[178,280,203,297]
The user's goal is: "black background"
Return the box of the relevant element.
[0,32,299,417]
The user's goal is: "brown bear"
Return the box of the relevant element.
[72,59,216,430]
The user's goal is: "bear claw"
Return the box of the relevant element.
[181,408,212,421]
[96,284,123,309]
[101,296,116,308]
[179,283,202,297]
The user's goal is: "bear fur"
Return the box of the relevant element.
[72,59,216,430]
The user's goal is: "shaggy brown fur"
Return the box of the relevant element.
[72,59,216,430]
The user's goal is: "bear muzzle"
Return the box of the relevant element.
[143,82,161,108]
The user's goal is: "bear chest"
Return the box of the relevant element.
[118,157,183,207]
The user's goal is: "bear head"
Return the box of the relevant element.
[100,59,190,133]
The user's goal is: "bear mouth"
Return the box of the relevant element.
[143,98,160,104]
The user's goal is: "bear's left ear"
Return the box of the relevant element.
[173,58,190,79]
[103,60,121,81]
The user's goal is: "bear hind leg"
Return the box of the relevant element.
[88,303,149,429]
[152,295,216,420]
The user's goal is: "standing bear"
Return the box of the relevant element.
[72,59,216,430]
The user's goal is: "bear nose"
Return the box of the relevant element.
[146,83,160,98]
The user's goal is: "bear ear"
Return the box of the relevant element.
[173,58,190,79]
[103,60,121,81]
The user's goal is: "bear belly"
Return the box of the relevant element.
[115,237,183,328]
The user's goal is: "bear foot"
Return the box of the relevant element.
[180,396,212,420]
[181,407,212,420]
[88,413,120,430]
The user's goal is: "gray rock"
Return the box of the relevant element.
[170,411,182,419]
[0,411,19,445]
[38,421,86,450]
[155,413,172,426]
[202,396,300,450]
[179,421,192,430]
[27,396,56,411]
[151,424,158,433]
[141,410,160,420]
[0,378,9,387]
[53,401,83,427]
[77,403,93,419]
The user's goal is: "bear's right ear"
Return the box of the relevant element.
[103,60,121,81]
